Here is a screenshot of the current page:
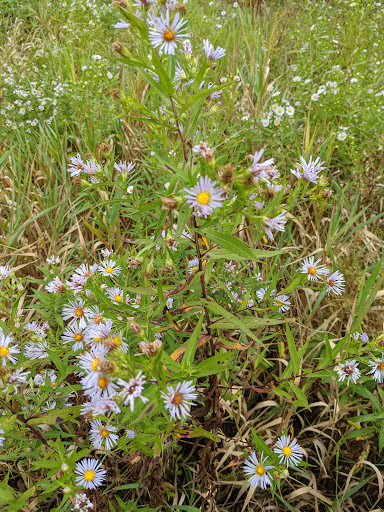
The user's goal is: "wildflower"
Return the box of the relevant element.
[203,39,226,60]
[184,176,224,218]
[74,458,107,490]
[273,294,291,313]
[337,132,347,141]
[127,186,134,194]
[62,322,90,351]
[73,263,98,279]
[62,299,92,328]
[291,155,326,183]
[45,277,66,294]
[117,372,148,411]
[193,142,213,161]
[293,76,301,82]
[249,148,275,181]
[267,84,274,92]
[8,368,30,385]
[82,374,118,399]
[89,419,119,450]
[0,333,20,366]
[182,39,192,55]
[243,452,274,489]
[73,493,93,512]
[105,287,124,303]
[301,256,329,281]
[261,118,269,127]
[46,255,61,265]
[274,118,281,126]
[274,435,303,467]
[360,332,369,343]
[67,154,86,177]
[0,429,5,447]
[148,12,188,55]
[367,355,384,383]
[311,93,319,101]
[25,341,49,360]
[275,106,284,116]
[98,260,122,277]
[264,214,287,241]
[0,266,13,280]
[78,346,108,382]
[126,430,136,439]
[286,106,295,116]
[138,339,162,356]
[337,360,360,384]
[114,160,135,174]
[161,380,198,421]
[326,271,345,295]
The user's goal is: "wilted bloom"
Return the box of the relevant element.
[243,452,274,489]
[249,148,275,182]
[184,176,224,218]
[300,256,329,281]
[148,12,188,55]
[74,458,107,490]
[160,380,198,421]
[114,160,135,174]
[274,435,303,467]
[326,271,345,295]
[203,39,226,60]
[337,360,360,385]
[193,141,213,161]
[367,355,384,383]
[45,277,66,294]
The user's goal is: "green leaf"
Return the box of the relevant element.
[183,314,204,368]
[288,381,309,409]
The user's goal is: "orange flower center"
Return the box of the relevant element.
[98,377,108,389]
[163,29,175,42]
[308,267,317,275]
[171,392,183,405]
[75,334,83,342]
[328,279,335,287]
[378,361,384,371]
[101,428,109,438]
[75,308,84,317]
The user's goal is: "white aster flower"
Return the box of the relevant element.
[337,359,360,385]
[148,12,188,55]
[0,265,13,280]
[74,458,107,490]
[291,155,326,183]
[24,341,49,360]
[45,276,65,294]
[61,322,89,351]
[203,39,226,60]
[184,176,224,218]
[337,132,347,141]
[326,270,345,295]
[114,160,135,174]
[72,263,98,279]
[0,333,20,366]
[264,213,287,241]
[160,380,198,421]
[61,299,92,328]
[243,452,274,489]
[273,294,291,313]
[274,435,303,467]
[105,287,125,304]
[311,93,319,101]
[67,154,86,177]
[114,19,130,29]
[78,345,108,381]
[46,255,61,265]
[300,256,329,281]
[98,260,122,277]
[117,372,148,411]
[367,355,384,383]
[82,374,118,399]
[89,419,119,450]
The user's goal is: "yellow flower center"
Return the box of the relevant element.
[114,295,122,302]
[84,271,91,277]
[171,392,183,405]
[98,377,108,389]
[106,267,113,273]
[163,29,175,42]
[113,337,121,345]
[94,337,102,343]
[308,267,317,275]
[92,358,101,371]
[75,334,83,342]
[94,316,102,324]
[197,191,210,205]
[282,446,292,457]
[101,428,109,438]
[84,470,95,481]
[75,308,84,317]
[256,465,265,476]
[0,347,9,357]
[51,381,57,388]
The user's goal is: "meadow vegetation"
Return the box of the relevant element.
[1,0,384,510]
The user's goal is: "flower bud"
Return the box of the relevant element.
[129,320,142,335]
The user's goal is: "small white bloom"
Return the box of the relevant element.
[160,380,198,421]
[74,458,107,490]
[243,452,274,489]
[301,256,329,281]
[326,270,345,295]
[89,419,119,450]
[117,372,148,411]
[274,435,303,467]
[367,355,384,383]
[337,360,360,385]
[184,176,224,218]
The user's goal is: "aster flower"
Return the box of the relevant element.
[0,429,5,447]
[45,277,66,294]
[300,256,329,281]
[89,419,119,450]
[367,355,384,383]
[78,345,108,381]
[0,333,20,366]
[114,19,130,29]
[243,452,274,489]
[72,263,98,279]
[291,155,326,183]
[24,341,49,360]
[326,270,345,295]
[82,374,118,399]
[117,372,148,411]
[114,160,135,175]
[274,435,303,467]
[273,294,291,313]
[67,154,86,177]
[61,322,89,351]
[74,458,107,490]
[249,149,275,182]
[203,39,226,60]
[98,260,122,277]
[184,176,224,218]
[264,213,287,241]
[192,142,213,161]
[126,430,136,439]
[160,380,198,421]
[8,368,30,385]
[62,299,92,328]
[0,265,13,280]
[46,255,61,265]
[133,0,154,6]
[148,12,188,55]
[337,360,360,385]
[105,287,125,304]
[73,493,93,512]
